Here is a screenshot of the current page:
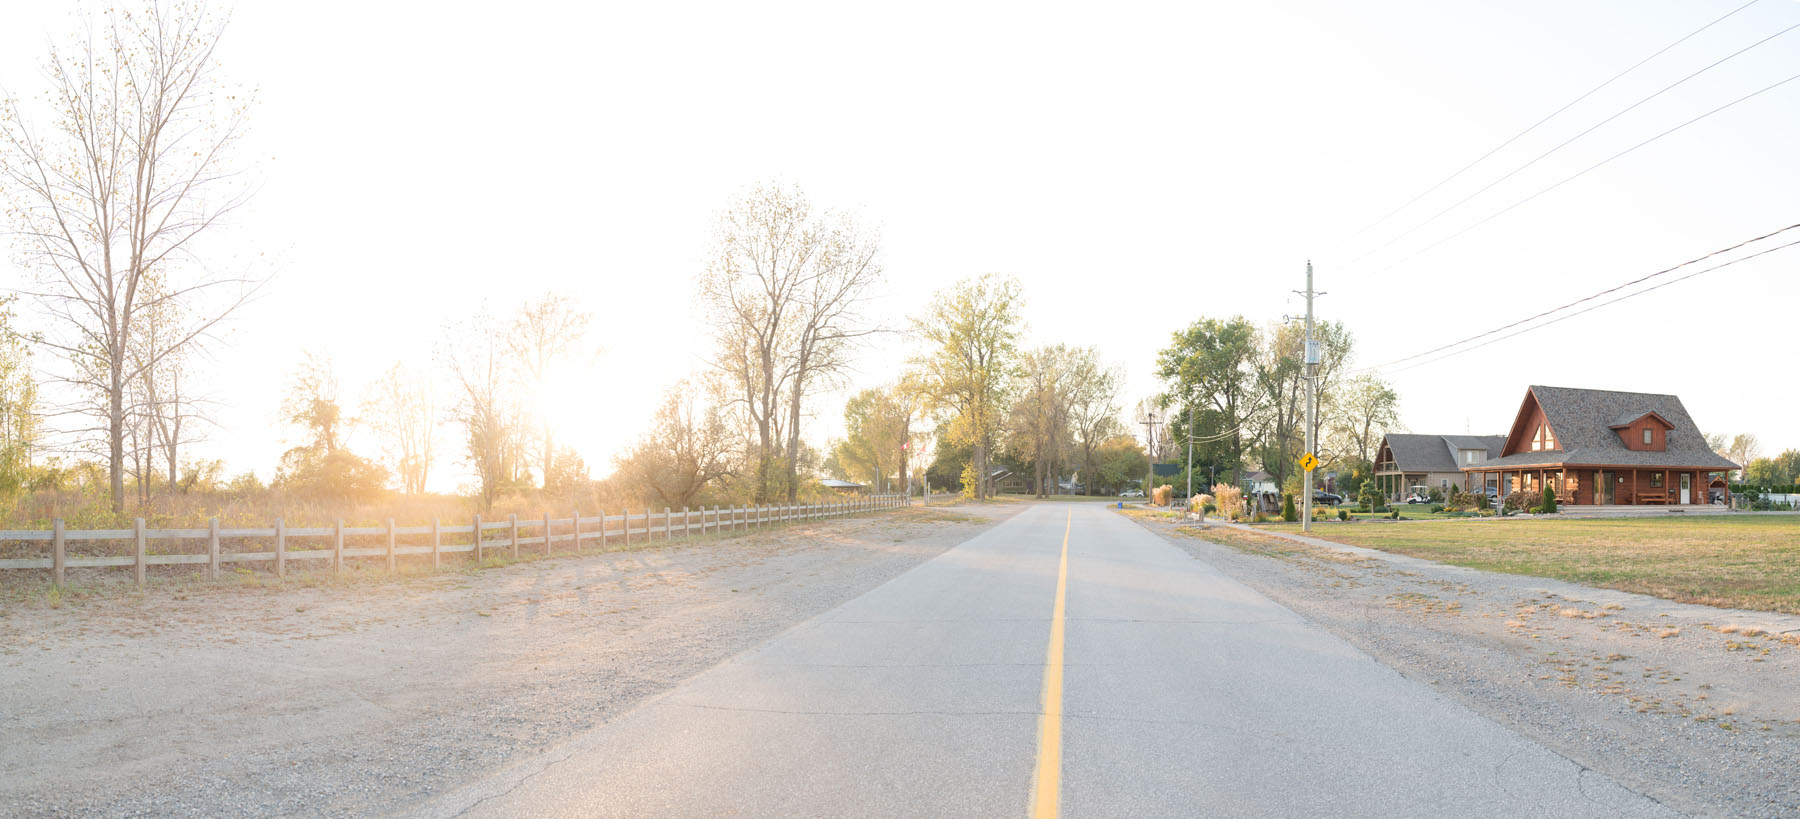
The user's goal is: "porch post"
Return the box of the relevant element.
[1631,469,1637,504]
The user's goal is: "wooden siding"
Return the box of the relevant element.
[1502,393,1558,457]
[1615,414,1673,452]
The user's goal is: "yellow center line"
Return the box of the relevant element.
[1030,510,1072,818]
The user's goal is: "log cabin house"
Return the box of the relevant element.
[1462,386,1738,507]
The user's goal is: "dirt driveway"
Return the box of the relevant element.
[1143,516,1800,818]
[0,505,1015,818]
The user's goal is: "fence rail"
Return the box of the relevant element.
[0,494,910,586]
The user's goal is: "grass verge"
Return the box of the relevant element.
[1265,515,1800,614]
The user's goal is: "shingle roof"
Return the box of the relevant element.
[1381,434,1505,472]
[1475,385,1739,471]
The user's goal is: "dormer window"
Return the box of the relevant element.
[1643,428,1653,446]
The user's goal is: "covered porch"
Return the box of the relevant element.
[1464,464,1730,507]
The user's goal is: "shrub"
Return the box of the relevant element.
[1281,493,1297,522]
[1388,509,1400,519]
[1503,490,1538,513]
[1211,484,1244,522]
[1428,488,1445,503]
[1427,504,1444,514]
[1539,484,1557,514]
[1253,511,1268,523]
[1472,491,1493,510]
[1337,509,1349,521]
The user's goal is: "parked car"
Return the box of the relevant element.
[1119,488,1145,498]
[1313,491,1343,506]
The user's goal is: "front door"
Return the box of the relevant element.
[1598,471,1615,505]
[1680,473,1691,504]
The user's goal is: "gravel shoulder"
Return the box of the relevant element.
[0,504,1017,818]
[1128,513,1800,818]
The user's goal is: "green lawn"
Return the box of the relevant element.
[1263,515,1800,614]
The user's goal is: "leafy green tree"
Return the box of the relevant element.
[1093,434,1148,494]
[1281,492,1297,522]
[1742,457,1785,487]
[1540,483,1557,514]
[911,275,1023,500]
[1156,317,1257,485]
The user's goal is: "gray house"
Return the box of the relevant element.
[1373,433,1506,500]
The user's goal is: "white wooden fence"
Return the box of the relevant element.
[0,494,909,586]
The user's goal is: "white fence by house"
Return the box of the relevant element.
[0,495,909,586]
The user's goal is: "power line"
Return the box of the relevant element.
[1324,0,1767,259]
[1348,68,1800,282]
[1369,227,1800,374]
[1361,221,1800,371]
[1335,15,1800,281]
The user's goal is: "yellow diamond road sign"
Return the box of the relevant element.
[1300,452,1319,472]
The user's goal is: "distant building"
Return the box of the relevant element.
[1373,434,1506,500]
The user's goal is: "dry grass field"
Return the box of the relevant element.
[1265,515,1800,614]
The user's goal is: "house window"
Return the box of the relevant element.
[1531,425,1556,451]
[1643,428,1653,446]
[1651,473,1663,488]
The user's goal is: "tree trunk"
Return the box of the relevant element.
[542,424,554,490]
[785,369,805,503]
[109,359,125,514]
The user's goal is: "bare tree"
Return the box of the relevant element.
[1062,347,1121,496]
[701,183,880,503]
[506,293,592,489]
[1327,373,1399,466]
[779,217,881,501]
[363,362,435,495]
[1010,345,1072,498]
[0,2,255,512]
[442,318,516,511]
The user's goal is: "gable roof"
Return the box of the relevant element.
[1608,410,1673,429]
[1381,433,1505,472]
[1476,386,1738,470]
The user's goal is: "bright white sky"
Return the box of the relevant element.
[4,0,1798,491]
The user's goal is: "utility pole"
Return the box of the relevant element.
[1299,261,1323,532]
[1185,400,1195,514]
[1139,411,1160,502]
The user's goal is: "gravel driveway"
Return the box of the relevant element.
[1142,516,1800,818]
[0,505,1015,817]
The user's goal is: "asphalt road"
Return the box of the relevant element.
[427,503,1676,818]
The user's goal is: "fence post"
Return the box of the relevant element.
[572,510,581,551]
[625,509,633,547]
[334,519,345,575]
[510,513,519,558]
[209,517,221,580]
[386,518,397,572]
[544,511,552,555]
[52,518,65,587]
[134,517,146,587]
[600,509,608,550]
[664,507,671,541]
[474,513,484,564]
[431,518,441,570]
[276,518,286,578]
[683,506,690,538]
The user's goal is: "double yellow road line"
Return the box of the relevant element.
[1030,511,1072,818]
